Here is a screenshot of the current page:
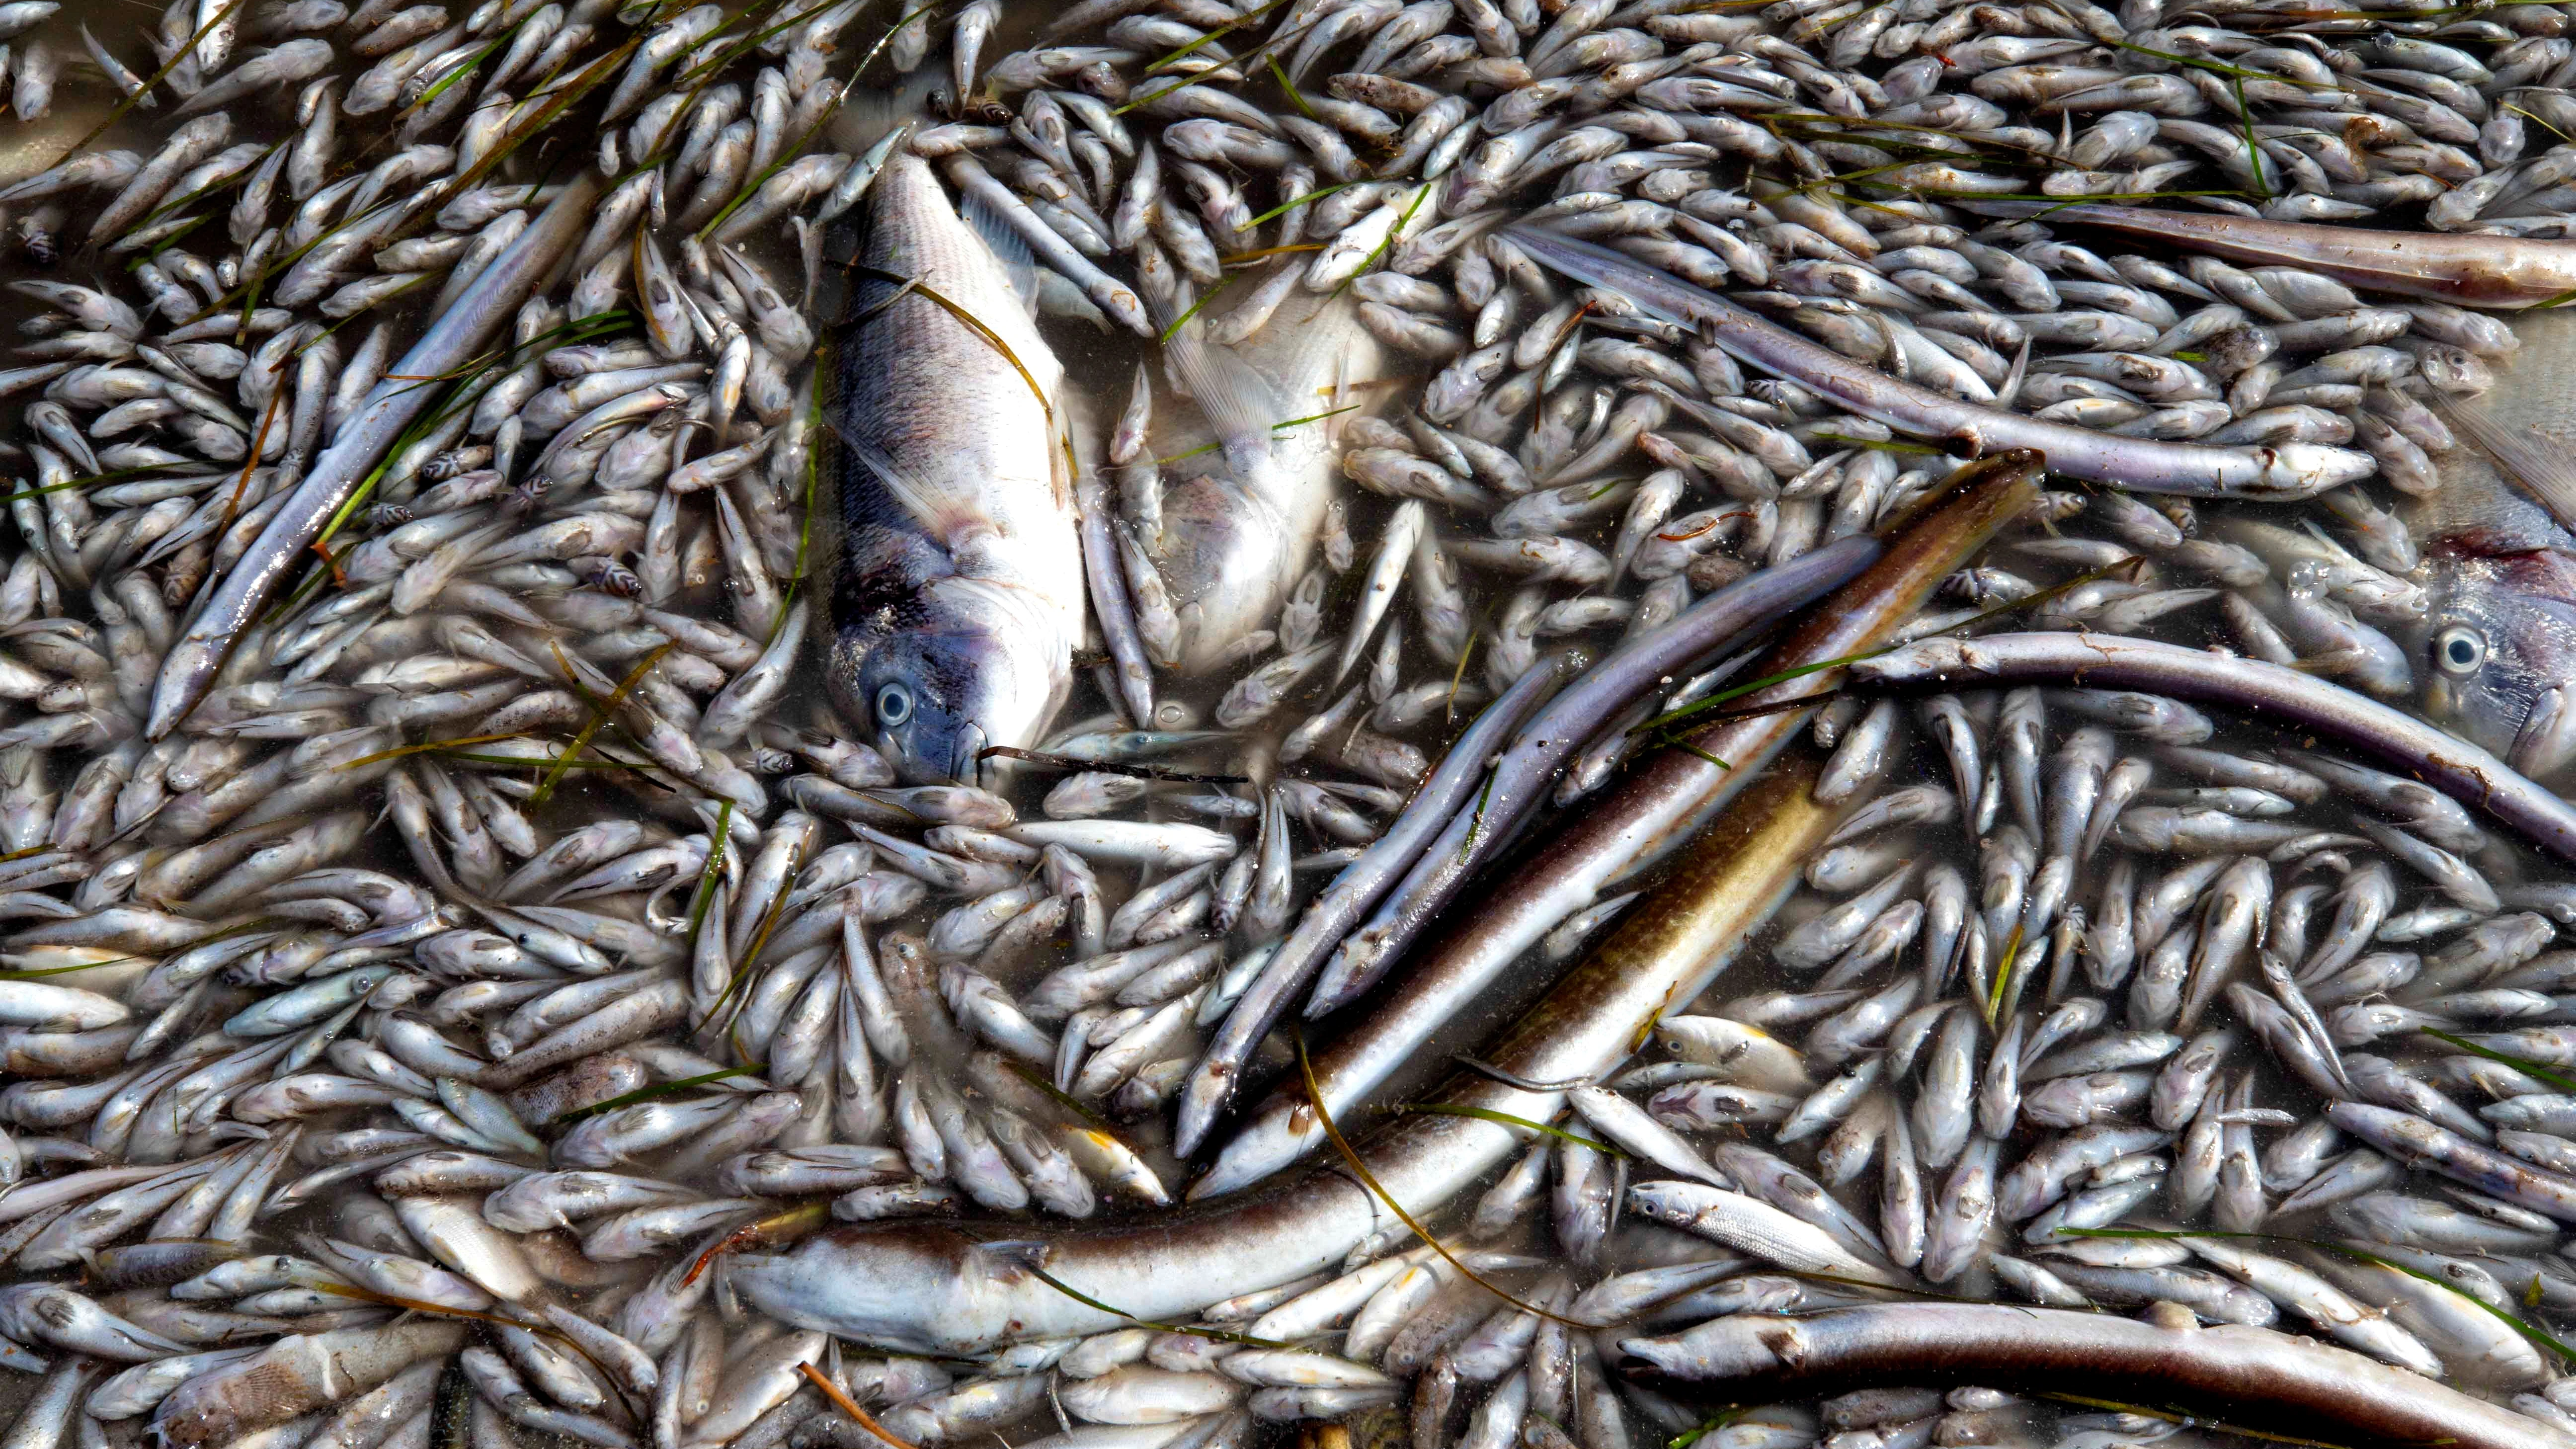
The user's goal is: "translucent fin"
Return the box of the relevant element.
[963,192,1041,320]
[1163,329,1288,465]
[828,65,940,157]
[974,1239,1051,1273]
[831,416,978,539]
[1994,336,2030,411]
[2444,394,2576,539]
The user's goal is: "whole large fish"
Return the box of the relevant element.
[2411,310,2576,780]
[1141,293,1386,674]
[827,151,1084,783]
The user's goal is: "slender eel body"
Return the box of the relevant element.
[1174,651,1583,1154]
[1502,225,2372,499]
[1846,632,2576,866]
[145,173,605,741]
[1622,1304,2573,1449]
[1173,536,1879,1154]
[1189,455,2039,1201]
[1965,201,2576,309]
[731,750,1834,1357]
[1299,536,1886,1018]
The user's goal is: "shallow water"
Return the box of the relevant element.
[3,2,2576,1449]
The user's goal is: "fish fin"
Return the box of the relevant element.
[2444,394,2576,539]
[828,65,940,158]
[1994,336,2030,411]
[1162,328,1288,470]
[2296,515,2361,567]
[961,192,1041,320]
[972,1239,1051,1274]
[827,415,980,542]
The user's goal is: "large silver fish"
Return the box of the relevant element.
[1142,293,1386,674]
[2412,310,2576,780]
[827,151,1084,783]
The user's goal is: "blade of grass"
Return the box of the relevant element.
[1669,1410,1748,1449]
[852,266,1054,424]
[761,354,829,647]
[2234,75,2271,197]
[673,0,819,89]
[695,70,846,240]
[975,745,1245,784]
[1330,183,1429,302]
[534,642,672,805]
[683,798,734,947]
[1982,922,2024,1028]
[398,30,515,118]
[849,0,951,77]
[1267,54,1319,121]
[1137,0,1290,75]
[684,1201,827,1284]
[1002,1247,1296,1347]
[2420,1026,2576,1095]
[1222,242,1324,264]
[998,1058,1122,1133]
[1272,402,1361,431]
[554,1066,754,1123]
[0,954,141,981]
[1633,554,2144,737]
[439,750,646,770]
[1156,276,1230,345]
[1240,178,1370,231]
[440,39,641,204]
[131,141,284,236]
[1393,1102,1618,1152]
[123,213,216,260]
[338,732,530,771]
[2032,1394,2353,1449]
[800,1362,921,1449]
[1294,1030,1602,1329]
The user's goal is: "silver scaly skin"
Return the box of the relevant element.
[827,151,1084,784]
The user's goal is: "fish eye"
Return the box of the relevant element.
[875,682,913,727]
[2434,626,2487,677]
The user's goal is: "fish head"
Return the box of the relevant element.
[2407,307,2576,779]
[832,577,1067,785]
[2416,539,2576,774]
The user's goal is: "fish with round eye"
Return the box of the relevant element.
[2407,308,2576,782]
[826,146,1085,784]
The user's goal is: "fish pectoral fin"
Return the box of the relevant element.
[2444,393,2576,542]
[1163,327,1289,473]
[833,423,983,542]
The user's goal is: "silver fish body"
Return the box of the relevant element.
[2414,309,2576,778]
[828,151,1084,783]
[1143,293,1386,674]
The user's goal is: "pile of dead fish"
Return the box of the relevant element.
[0,0,2573,1447]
